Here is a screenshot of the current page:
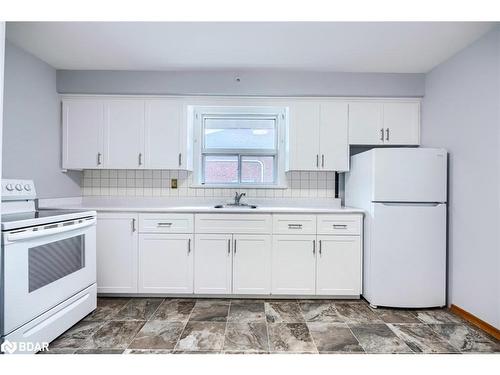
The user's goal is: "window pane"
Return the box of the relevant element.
[203,155,238,184]
[204,118,276,149]
[241,156,275,184]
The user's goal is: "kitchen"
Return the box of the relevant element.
[0,11,499,371]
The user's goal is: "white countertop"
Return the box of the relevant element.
[39,197,364,214]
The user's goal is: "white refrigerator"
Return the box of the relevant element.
[345,148,447,308]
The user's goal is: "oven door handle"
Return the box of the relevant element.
[5,218,96,242]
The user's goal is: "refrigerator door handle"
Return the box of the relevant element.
[375,202,444,207]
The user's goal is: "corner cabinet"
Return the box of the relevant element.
[62,97,191,170]
[288,100,349,172]
[348,100,420,146]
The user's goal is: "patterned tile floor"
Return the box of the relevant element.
[44,297,500,354]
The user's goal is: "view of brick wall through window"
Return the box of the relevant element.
[81,170,336,198]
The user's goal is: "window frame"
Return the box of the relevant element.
[192,106,288,188]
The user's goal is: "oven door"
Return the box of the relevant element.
[2,217,96,335]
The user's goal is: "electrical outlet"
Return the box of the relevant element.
[171,178,178,189]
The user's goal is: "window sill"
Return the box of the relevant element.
[190,183,288,189]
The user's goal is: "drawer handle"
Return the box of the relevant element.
[157,222,173,227]
[288,224,303,229]
[333,224,348,229]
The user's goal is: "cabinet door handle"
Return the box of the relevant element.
[288,224,303,229]
[178,153,182,167]
[316,154,319,168]
[333,224,348,229]
[386,128,390,141]
[188,238,191,254]
[131,218,136,232]
[138,153,143,166]
[227,239,231,255]
[319,240,322,255]
[321,154,325,168]
[380,128,384,141]
[234,239,237,254]
[97,153,102,166]
[312,240,316,255]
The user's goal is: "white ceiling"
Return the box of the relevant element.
[6,22,497,73]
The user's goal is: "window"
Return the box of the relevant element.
[193,106,287,187]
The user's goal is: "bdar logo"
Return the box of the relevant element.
[1,340,17,354]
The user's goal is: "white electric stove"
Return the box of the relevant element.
[1,179,97,354]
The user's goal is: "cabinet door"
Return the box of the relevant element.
[348,102,384,145]
[145,99,182,169]
[232,234,271,295]
[319,102,349,171]
[104,100,145,169]
[138,234,193,294]
[383,102,420,145]
[194,234,232,294]
[288,101,320,170]
[316,235,361,296]
[271,235,316,295]
[96,213,138,293]
[62,100,104,169]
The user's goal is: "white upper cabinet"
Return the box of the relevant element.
[104,100,145,169]
[62,97,190,170]
[288,100,349,172]
[145,99,185,169]
[382,102,420,145]
[62,100,105,169]
[288,101,320,171]
[348,102,384,145]
[348,101,420,145]
[319,102,349,171]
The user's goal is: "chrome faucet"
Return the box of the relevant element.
[234,192,246,205]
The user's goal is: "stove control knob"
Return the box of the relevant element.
[24,184,32,191]
[15,184,23,191]
[5,183,14,191]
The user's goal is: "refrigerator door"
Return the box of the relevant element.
[368,202,446,308]
[372,148,447,203]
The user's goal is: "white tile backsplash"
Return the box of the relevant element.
[81,170,336,198]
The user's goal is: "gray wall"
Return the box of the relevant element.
[2,42,81,198]
[422,27,500,328]
[57,70,425,97]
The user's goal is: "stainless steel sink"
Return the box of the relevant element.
[214,203,257,209]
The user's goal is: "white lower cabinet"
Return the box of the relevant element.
[232,234,272,295]
[194,233,272,295]
[138,234,193,294]
[194,234,233,294]
[96,213,138,294]
[95,212,362,298]
[316,235,361,296]
[272,235,317,295]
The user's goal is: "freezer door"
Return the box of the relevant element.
[369,202,446,308]
[372,148,447,202]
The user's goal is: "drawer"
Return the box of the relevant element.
[317,214,362,235]
[139,213,194,233]
[195,214,272,234]
[272,215,317,234]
